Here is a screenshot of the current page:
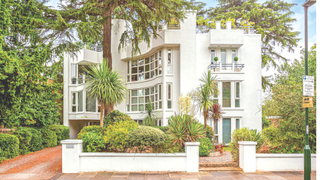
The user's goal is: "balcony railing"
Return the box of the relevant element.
[71,76,86,85]
[208,62,244,72]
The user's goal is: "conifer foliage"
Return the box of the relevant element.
[0,0,63,127]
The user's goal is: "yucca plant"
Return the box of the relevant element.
[85,60,127,127]
[168,115,206,148]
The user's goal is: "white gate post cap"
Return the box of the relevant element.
[61,139,83,144]
[185,142,200,146]
[238,141,257,145]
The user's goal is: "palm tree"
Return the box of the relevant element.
[85,61,127,127]
[208,104,222,143]
[191,70,218,128]
[144,101,158,126]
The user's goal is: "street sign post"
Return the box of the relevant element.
[303,97,313,108]
[303,75,314,97]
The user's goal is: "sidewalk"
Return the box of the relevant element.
[54,171,316,180]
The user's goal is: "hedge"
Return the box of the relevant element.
[0,134,19,161]
[48,125,70,145]
[128,126,167,150]
[103,110,133,127]
[199,137,212,157]
[13,127,32,155]
[41,127,57,148]
[29,128,43,152]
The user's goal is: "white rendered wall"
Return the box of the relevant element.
[256,154,317,171]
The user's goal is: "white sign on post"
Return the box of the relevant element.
[303,75,314,97]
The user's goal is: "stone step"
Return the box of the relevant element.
[199,167,242,172]
[199,162,237,168]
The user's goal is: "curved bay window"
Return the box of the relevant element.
[127,50,162,82]
[127,84,162,112]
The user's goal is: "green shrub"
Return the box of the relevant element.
[48,125,70,145]
[206,126,214,143]
[77,125,106,139]
[229,128,263,164]
[13,127,32,154]
[128,126,167,151]
[168,115,206,148]
[0,157,7,163]
[0,134,19,160]
[152,126,169,133]
[199,137,212,157]
[29,128,43,152]
[103,110,133,127]
[41,127,57,148]
[104,120,138,151]
[81,132,105,152]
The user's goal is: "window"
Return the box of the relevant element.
[86,93,96,112]
[71,64,77,84]
[159,51,162,75]
[128,51,162,82]
[232,50,237,62]
[223,118,231,144]
[221,49,226,64]
[127,62,130,82]
[222,82,231,107]
[236,119,240,129]
[235,82,240,107]
[78,91,83,112]
[167,49,172,74]
[213,82,218,102]
[127,84,162,112]
[167,83,172,109]
[214,121,218,143]
[211,50,215,63]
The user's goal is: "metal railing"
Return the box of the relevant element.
[71,76,86,85]
[208,62,244,72]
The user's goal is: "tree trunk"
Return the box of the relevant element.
[204,110,207,128]
[102,6,114,114]
[213,119,216,144]
[100,103,104,127]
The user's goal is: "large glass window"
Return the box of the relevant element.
[167,49,172,74]
[128,84,162,112]
[222,82,231,107]
[221,49,226,64]
[127,51,162,82]
[235,82,240,107]
[211,50,215,63]
[86,93,96,112]
[167,83,172,109]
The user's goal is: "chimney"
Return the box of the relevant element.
[216,21,221,30]
[226,21,232,30]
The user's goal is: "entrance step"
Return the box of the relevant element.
[199,162,237,168]
[199,167,242,172]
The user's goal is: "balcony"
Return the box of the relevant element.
[208,62,244,73]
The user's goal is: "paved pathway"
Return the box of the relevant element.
[54,171,316,180]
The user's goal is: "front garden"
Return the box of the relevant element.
[77,110,217,156]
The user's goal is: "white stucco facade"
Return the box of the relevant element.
[63,11,262,143]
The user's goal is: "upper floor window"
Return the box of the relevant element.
[235,82,240,107]
[127,50,162,82]
[128,84,162,112]
[222,82,231,107]
[167,49,172,74]
[77,91,83,112]
[211,50,216,63]
[221,49,226,65]
[167,83,172,109]
[232,50,237,62]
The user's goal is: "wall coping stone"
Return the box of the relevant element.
[238,141,257,145]
[61,139,83,144]
[256,154,316,158]
[185,142,200,146]
[80,152,186,157]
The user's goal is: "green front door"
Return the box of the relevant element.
[223,118,231,144]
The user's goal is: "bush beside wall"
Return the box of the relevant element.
[41,127,57,148]
[48,125,70,145]
[0,134,19,161]
[13,127,32,155]
[199,137,212,157]
[29,128,43,152]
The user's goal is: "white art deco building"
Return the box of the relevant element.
[63,11,262,143]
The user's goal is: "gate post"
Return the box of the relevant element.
[238,141,257,172]
[61,139,83,173]
[185,142,200,172]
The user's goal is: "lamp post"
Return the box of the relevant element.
[302,0,316,179]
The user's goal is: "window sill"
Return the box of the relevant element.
[126,75,163,84]
[221,108,244,111]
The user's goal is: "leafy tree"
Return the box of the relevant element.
[84,61,127,127]
[0,0,63,127]
[196,0,300,89]
[191,71,219,128]
[262,44,316,153]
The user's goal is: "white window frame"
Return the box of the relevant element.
[231,49,237,63]
[71,92,77,112]
[222,82,231,108]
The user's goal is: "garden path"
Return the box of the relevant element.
[199,151,233,163]
[0,145,62,179]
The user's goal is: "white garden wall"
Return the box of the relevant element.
[61,140,200,173]
[256,154,316,171]
[239,141,317,172]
